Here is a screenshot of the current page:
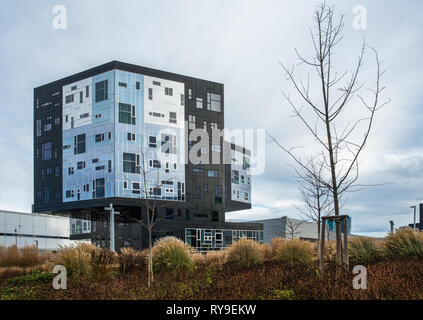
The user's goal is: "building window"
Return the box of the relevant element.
[232,170,239,184]
[36,119,42,137]
[188,88,192,99]
[149,159,161,168]
[79,91,83,103]
[41,142,52,160]
[43,123,52,132]
[207,93,222,112]
[196,186,201,199]
[94,178,105,198]
[95,80,108,102]
[86,85,89,98]
[68,167,74,175]
[54,117,60,125]
[127,132,136,141]
[123,153,139,173]
[136,82,140,90]
[149,136,157,148]
[66,190,74,198]
[65,94,74,104]
[118,103,136,125]
[208,170,219,178]
[148,88,153,100]
[188,115,196,130]
[83,184,89,192]
[77,161,86,170]
[95,133,105,143]
[204,184,208,192]
[215,185,222,203]
[118,82,127,87]
[180,94,185,106]
[211,122,219,130]
[196,97,203,109]
[169,112,177,124]
[108,160,112,173]
[165,87,173,96]
[74,134,86,154]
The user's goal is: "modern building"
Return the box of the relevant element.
[34,61,263,251]
[0,209,76,250]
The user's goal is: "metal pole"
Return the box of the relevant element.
[319,218,326,273]
[105,204,120,251]
[389,220,394,234]
[411,206,416,231]
[343,217,349,266]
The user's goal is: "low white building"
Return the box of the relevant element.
[248,216,339,244]
[0,209,80,250]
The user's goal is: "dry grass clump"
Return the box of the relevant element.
[118,247,147,272]
[348,236,383,265]
[0,245,50,268]
[48,242,114,281]
[152,236,195,272]
[272,239,313,266]
[259,243,273,261]
[226,238,263,268]
[204,250,227,268]
[384,228,423,259]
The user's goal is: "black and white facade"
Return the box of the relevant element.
[34,61,262,250]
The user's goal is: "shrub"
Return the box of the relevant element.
[118,248,147,272]
[259,243,273,262]
[152,236,194,272]
[90,248,117,279]
[272,239,313,266]
[20,246,39,267]
[348,237,383,265]
[48,243,95,281]
[204,250,226,269]
[0,245,20,267]
[384,228,423,259]
[226,238,263,268]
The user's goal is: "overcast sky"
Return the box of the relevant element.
[0,0,422,237]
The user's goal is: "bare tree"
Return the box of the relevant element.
[269,3,389,264]
[285,218,303,239]
[138,149,174,288]
[293,156,332,253]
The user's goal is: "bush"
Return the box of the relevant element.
[348,237,383,265]
[272,239,313,266]
[204,250,226,269]
[384,228,423,259]
[0,245,20,267]
[118,248,147,272]
[152,237,194,272]
[90,248,117,279]
[226,238,263,268]
[20,246,39,267]
[259,243,273,262]
[49,243,95,281]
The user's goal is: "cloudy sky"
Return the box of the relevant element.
[0,0,422,237]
